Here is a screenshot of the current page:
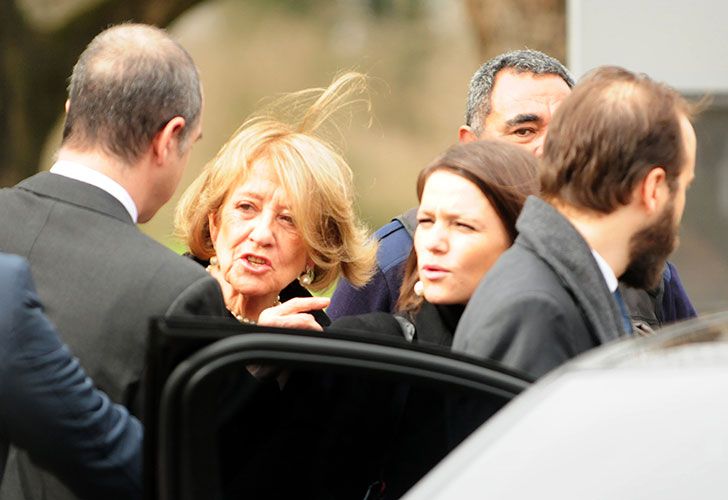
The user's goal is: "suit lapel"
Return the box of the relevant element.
[17,172,135,225]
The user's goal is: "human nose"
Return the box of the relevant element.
[248,212,275,246]
[423,222,448,253]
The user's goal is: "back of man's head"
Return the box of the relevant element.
[541,66,692,214]
[62,24,201,165]
[464,49,575,135]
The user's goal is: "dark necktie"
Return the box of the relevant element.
[612,288,633,335]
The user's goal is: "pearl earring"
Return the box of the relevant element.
[207,256,219,273]
[299,266,314,286]
[414,280,424,297]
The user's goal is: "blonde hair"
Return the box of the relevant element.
[175,72,377,291]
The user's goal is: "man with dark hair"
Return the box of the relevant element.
[454,66,697,378]
[0,24,226,499]
[328,49,695,331]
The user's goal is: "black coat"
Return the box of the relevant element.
[330,301,464,348]
[322,303,465,498]
[190,258,331,499]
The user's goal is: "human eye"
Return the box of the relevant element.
[455,220,476,231]
[512,127,536,138]
[235,201,257,216]
[417,216,433,226]
[278,212,296,227]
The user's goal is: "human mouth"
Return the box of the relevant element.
[239,253,272,273]
[246,255,268,265]
[420,264,449,281]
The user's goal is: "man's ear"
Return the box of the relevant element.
[637,166,669,216]
[151,116,186,165]
[458,125,480,144]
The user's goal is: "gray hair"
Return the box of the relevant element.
[465,49,575,134]
[62,24,202,164]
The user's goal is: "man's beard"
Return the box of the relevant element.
[620,201,679,290]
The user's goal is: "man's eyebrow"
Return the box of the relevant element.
[505,113,542,127]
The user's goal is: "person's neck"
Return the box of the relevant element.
[554,201,634,279]
[207,266,280,322]
[57,147,149,221]
[245,293,281,322]
[227,290,280,323]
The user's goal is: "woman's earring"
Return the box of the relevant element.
[414,280,424,297]
[299,266,315,286]
[207,256,219,273]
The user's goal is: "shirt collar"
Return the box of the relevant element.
[591,249,619,293]
[50,160,138,223]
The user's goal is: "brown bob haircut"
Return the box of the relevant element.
[541,65,694,213]
[397,140,540,313]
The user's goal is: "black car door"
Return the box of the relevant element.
[144,317,532,500]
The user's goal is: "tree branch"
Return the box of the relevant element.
[0,0,206,186]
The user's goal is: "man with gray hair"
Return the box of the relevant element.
[0,24,226,500]
[458,49,574,155]
[328,48,695,330]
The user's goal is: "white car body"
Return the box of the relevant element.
[405,314,728,500]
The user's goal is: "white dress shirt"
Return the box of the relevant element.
[591,249,618,293]
[50,160,138,223]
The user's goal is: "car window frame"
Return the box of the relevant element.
[145,317,533,500]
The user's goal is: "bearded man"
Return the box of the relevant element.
[453,66,696,378]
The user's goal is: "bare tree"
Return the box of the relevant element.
[464,0,566,62]
[0,0,204,186]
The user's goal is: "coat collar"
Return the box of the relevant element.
[516,196,626,342]
[17,172,134,225]
[409,301,464,347]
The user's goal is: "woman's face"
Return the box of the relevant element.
[209,158,309,301]
[414,170,510,305]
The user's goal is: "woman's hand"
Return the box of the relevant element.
[257,297,330,331]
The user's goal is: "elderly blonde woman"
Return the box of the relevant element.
[176,73,376,329]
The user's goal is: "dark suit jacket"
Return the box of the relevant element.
[0,173,226,500]
[455,243,597,378]
[454,197,625,379]
[0,253,141,500]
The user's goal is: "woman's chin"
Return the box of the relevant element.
[227,269,297,298]
[424,294,447,305]
[424,290,468,305]
[228,278,275,298]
